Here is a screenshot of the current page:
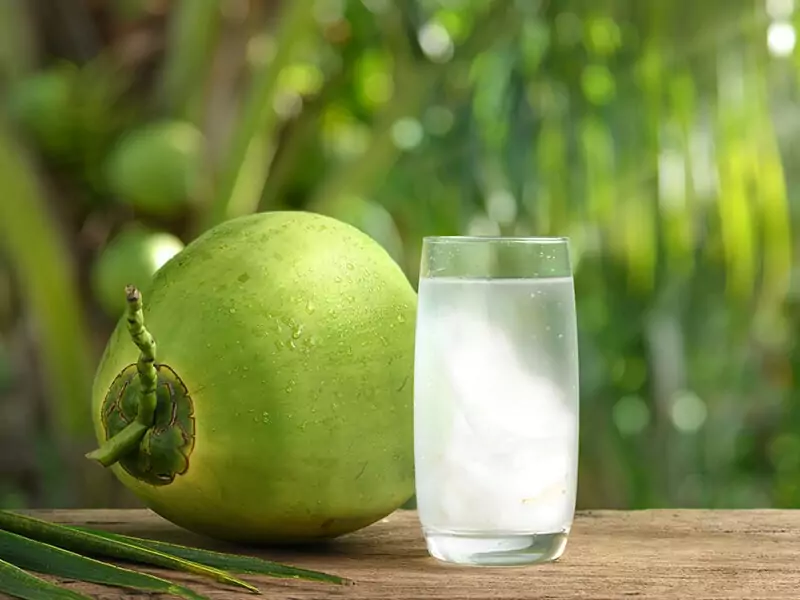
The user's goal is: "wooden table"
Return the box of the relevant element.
[7,509,800,599]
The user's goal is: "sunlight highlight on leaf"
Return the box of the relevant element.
[658,71,698,276]
[716,136,756,302]
[622,192,657,294]
[580,115,616,228]
[534,114,569,235]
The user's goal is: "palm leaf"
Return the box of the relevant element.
[0,556,91,600]
[0,528,213,600]
[74,527,351,585]
[0,511,257,594]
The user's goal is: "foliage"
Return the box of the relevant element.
[0,0,799,520]
[0,509,347,600]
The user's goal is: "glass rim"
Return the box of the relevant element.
[423,235,569,244]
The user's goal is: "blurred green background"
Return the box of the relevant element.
[1,0,799,511]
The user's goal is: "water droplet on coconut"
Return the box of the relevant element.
[292,325,304,339]
[289,340,297,350]
[305,300,315,314]
[346,262,354,270]
[229,308,236,314]
[262,412,270,424]
[397,314,406,323]
[335,276,342,283]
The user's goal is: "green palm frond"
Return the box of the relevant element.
[0,510,350,600]
[74,527,352,585]
[0,510,257,593]
[0,556,92,600]
[0,528,211,600]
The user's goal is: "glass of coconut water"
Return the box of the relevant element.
[413,236,579,566]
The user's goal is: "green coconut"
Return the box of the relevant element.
[7,64,78,159]
[87,211,417,544]
[322,196,405,266]
[91,226,185,318]
[104,120,204,217]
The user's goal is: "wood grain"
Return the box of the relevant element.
[3,509,800,599]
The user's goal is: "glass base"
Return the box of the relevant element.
[423,529,569,566]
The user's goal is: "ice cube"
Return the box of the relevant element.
[437,430,575,532]
[441,309,573,443]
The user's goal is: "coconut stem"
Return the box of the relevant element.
[124,285,158,426]
[86,286,159,467]
[85,421,149,467]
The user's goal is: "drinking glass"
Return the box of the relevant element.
[413,236,579,566]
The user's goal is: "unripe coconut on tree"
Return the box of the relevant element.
[322,196,405,265]
[90,226,185,318]
[104,120,205,217]
[7,64,79,160]
[87,211,417,544]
